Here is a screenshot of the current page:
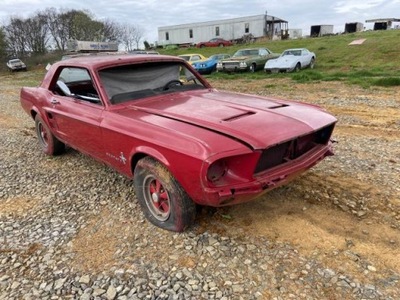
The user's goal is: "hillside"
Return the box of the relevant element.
[161,30,400,87]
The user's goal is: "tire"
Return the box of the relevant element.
[35,114,65,155]
[294,63,301,72]
[249,63,256,73]
[200,44,205,48]
[134,157,196,232]
[310,58,315,69]
[218,43,224,47]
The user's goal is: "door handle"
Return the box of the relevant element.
[51,98,59,105]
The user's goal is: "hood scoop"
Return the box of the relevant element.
[222,111,255,122]
[268,104,289,109]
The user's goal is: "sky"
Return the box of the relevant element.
[1,0,400,44]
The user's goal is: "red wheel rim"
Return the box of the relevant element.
[143,174,170,221]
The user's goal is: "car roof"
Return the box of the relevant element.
[284,48,307,51]
[53,54,185,70]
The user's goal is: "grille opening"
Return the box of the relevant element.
[254,124,334,174]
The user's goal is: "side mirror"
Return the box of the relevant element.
[56,80,72,96]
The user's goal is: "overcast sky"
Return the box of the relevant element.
[1,0,400,43]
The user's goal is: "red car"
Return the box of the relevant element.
[196,38,233,48]
[20,54,337,232]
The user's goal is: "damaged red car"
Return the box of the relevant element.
[20,54,337,232]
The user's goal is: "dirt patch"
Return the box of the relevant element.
[202,190,399,280]
[0,197,40,218]
[71,208,124,272]
[0,112,21,128]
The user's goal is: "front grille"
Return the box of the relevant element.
[254,124,334,174]
[222,62,239,68]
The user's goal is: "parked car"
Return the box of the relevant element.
[192,54,231,74]
[216,48,279,72]
[178,53,207,65]
[6,58,27,71]
[20,54,337,232]
[264,48,316,73]
[196,38,233,48]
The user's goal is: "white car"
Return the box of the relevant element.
[264,48,316,73]
[6,58,27,71]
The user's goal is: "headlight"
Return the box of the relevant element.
[217,62,222,67]
[207,160,226,182]
[239,62,247,68]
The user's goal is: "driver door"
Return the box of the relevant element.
[45,67,104,158]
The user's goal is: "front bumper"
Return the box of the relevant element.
[199,142,334,207]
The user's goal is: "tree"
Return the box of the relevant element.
[0,27,7,58]
[119,23,145,51]
[4,17,29,57]
[25,13,49,54]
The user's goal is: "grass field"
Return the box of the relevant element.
[160,30,400,87]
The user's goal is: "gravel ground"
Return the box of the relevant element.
[0,71,399,299]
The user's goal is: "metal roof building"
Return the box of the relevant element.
[157,14,288,46]
[365,18,400,30]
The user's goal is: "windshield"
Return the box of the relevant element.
[233,49,259,57]
[10,59,22,64]
[179,55,190,61]
[99,62,207,104]
[283,50,301,56]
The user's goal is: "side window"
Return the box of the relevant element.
[189,29,193,38]
[53,67,101,105]
[191,55,201,61]
[245,23,250,33]
[216,27,220,36]
[165,32,169,41]
[259,49,268,56]
[59,67,91,83]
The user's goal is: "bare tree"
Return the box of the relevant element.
[0,27,7,59]
[132,24,145,49]
[102,19,122,42]
[45,8,69,51]
[4,17,29,57]
[25,13,49,54]
[119,23,145,51]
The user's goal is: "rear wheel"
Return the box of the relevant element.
[218,43,224,47]
[35,114,65,155]
[294,63,301,72]
[134,157,196,232]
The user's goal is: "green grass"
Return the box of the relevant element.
[159,30,400,88]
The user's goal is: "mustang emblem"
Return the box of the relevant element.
[106,152,127,165]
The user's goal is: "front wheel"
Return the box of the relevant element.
[249,63,256,73]
[310,58,315,69]
[35,114,65,155]
[294,63,301,72]
[134,157,196,232]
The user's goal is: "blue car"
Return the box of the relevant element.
[192,54,230,74]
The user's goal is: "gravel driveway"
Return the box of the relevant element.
[1,71,399,299]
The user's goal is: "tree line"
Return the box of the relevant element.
[0,7,145,59]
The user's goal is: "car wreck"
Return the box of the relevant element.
[20,54,337,232]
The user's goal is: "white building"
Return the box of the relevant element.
[158,14,288,46]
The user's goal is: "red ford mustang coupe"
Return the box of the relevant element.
[20,54,336,232]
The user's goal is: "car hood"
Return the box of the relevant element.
[119,90,336,150]
[222,56,254,62]
[266,56,297,67]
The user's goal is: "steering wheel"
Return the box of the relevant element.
[163,80,183,91]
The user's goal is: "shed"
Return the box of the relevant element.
[310,25,334,37]
[158,14,288,46]
[365,18,400,30]
[345,22,364,33]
